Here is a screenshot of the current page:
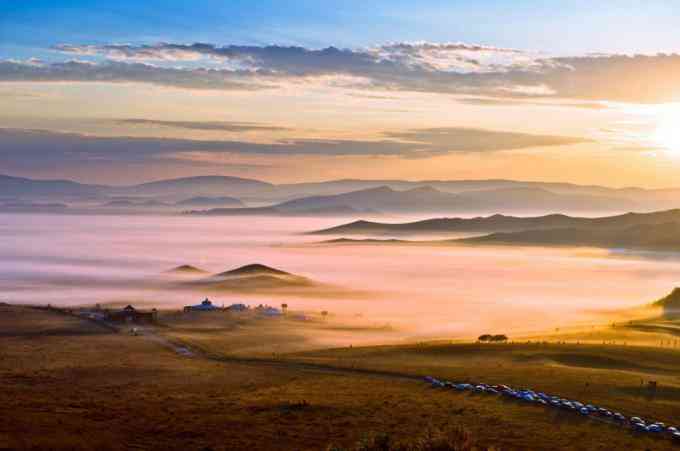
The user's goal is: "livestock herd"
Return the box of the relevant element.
[424,376,680,444]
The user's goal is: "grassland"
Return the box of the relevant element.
[3,305,680,450]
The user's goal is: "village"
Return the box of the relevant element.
[66,298,318,327]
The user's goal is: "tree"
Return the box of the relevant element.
[491,334,508,343]
[321,310,328,320]
[281,303,288,314]
[478,334,492,342]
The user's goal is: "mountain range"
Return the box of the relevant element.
[460,220,680,250]
[186,185,636,216]
[316,209,680,253]
[7,172,680,215]
[310,209,680,236]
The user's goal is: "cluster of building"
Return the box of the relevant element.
[74,298,291,326]
[182,298,283,316]
[77,304,157,324]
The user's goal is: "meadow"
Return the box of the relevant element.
[3,304,680,450]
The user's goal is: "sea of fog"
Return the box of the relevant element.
[1,213,678,341]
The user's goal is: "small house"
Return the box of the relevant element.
[108,305,157,324]
[226,303,249,312]
[184,298,219,312]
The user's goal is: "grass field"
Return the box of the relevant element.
[3,305,680,450]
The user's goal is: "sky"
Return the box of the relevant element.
[3,1,680,186]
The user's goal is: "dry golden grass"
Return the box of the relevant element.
[3,305,680,450]
[158,309,399,356]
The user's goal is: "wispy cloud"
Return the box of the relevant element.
[456,97,608,109]
[0,126,588,166]
[115,119,289,132]
[0,59,268,91]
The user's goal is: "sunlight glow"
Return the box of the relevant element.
[652,104,680,156]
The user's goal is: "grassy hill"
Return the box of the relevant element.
[654,288,680,318]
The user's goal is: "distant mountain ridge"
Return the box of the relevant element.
[176,196,244,207]
[0,174,104,197]
[460,221,680,251]
[310,209,680,236]
[318,212,680,253]
[7,172,680,214]
[188,185,636,216]
[114,175,273,198]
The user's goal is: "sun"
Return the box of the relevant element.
[652,105,680,156]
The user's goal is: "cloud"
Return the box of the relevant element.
[384,127,588,155]
[0,127,588,170]
[52,41,531,74]
[456,97,608,109]
[8,44,680,102]
[53,44,205,62]
[115,119,289,132]
[0,59,268,91]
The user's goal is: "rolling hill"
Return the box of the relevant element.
[178,263,317,292]
[188,185,636,216]
[9,172,680,214]
[459,221,680,250]
[310,209,680,236]
[654,288,680,317]
[175,196,244,207]
[113,176,274,199]
[165,264,208,275]
[186,205,368,217]
[320,221,680,253]
[0,174,104,198]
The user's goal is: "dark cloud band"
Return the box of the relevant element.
[0,126,587,165]
[5,43,680,102]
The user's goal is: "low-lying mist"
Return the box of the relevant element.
[1,213,676,345]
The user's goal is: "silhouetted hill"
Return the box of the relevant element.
[115,176,274,198]
[461,221,680,250]
[183,263,314,292]
[186,205,366,217]
[654,288,680,317]
[176,196,244,207]
[189,185,635,216]
[10,172,680,214]
[321,220,680,253]
[0,201,68,212]
[276,185,635,214]
[214,263,290,277]
[0,174,103,198]
[101,199,171,208]
[311,209,680,236]
[165,265,208,275]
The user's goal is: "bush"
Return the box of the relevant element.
[478,334,508,343]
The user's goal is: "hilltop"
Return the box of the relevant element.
[176,263,317,293]
[191,185,635,216]
[461,221,680,251]
[214,263,291,277]
[11,172,680,215]
[654,288,680,317]
[165,264,208,275]
[175,196,244,207]
[310,209,680,236]
[317,219,680,254]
